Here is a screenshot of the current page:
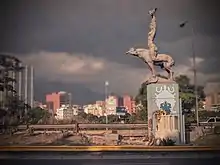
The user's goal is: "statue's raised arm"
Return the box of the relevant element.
[148,8,158,61]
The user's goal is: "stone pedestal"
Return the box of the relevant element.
[147,83,184,144]
[155,115,179,142]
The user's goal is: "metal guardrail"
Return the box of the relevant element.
[15,124,148,130]
[1,123,220,131]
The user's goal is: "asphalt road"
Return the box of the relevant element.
[2,158,220,165]
[1,151,220,165]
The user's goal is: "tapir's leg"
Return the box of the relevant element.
[164,62,173,80]
[149,61,157,77]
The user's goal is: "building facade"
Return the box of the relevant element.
[56,104,79,120]
[46,91,72,113]
[122,95,136,114]
[105,95,118,115]
[83,103,104,117]
[204,82,220,110]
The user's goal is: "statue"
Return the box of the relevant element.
[126,9,183,145]
[126,8,175,84]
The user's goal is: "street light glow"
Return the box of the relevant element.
[105,81,109,86]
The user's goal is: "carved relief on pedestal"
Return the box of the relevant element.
[155,85,176,113]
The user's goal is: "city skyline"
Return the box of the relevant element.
[1,0,220,104]
[44,90,136,119]
[44,90,135,106]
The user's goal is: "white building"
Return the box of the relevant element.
[83,104,104,117]
[105,95,117,115]
[72,104,80,116]
[55,104,80,120]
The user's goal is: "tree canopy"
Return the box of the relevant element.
[134,75,206,123]
[175,75,205,110]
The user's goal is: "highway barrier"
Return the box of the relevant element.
[16,124,148,130]
[1,123,220,131]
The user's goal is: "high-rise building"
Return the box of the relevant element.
[105,95,118,115]
[131,100,136,114]
[46,91,72,113]
[117,96,124,107]
[83,103,104,117]
[204,82,220,110]
[56,104,79,120]
[0,57,34,109]
[123,95,135,114]
[18,65,34,108]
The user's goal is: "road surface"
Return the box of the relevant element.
[0,150,220,165]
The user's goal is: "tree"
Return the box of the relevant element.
[0,54,24,125]
[175,75,206,123]
[127,113,137,123]
[78,111,87,119]
[175,75,205,111]
[3,95,30,125]
[134,75,206,123]
[27,107,51,124]
[86,113,99,123]
[134,83,148,123]
[135,83,148,110]
[107,114,120,123]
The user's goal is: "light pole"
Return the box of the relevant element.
[105,81,109,130]
[180,21,199,126]
[18,62,22,100]
[30,65,34,108]
[24,65,28,115]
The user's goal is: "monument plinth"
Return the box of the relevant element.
[147,83,182,144]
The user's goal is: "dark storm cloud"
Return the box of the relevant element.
[1,0,219,65]
[189,0,220,74]
[1,0,220,103]
[34,79,104,105]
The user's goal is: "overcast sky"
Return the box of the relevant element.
[1,0,220,104]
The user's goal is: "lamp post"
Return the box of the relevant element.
[30,65,34,108]
[24,65,28,116]
[180,21,199,126]
[105,81,109,130]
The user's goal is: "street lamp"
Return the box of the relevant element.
[105,81,109,130]
[180,21,199,126]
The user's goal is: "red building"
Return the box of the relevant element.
[46,91,71,113]
[46,93,60,113]
[131,100,136,114]
[123,95,135,114]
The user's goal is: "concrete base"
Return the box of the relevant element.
[155,115,180,143]
[147,83,184,144]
